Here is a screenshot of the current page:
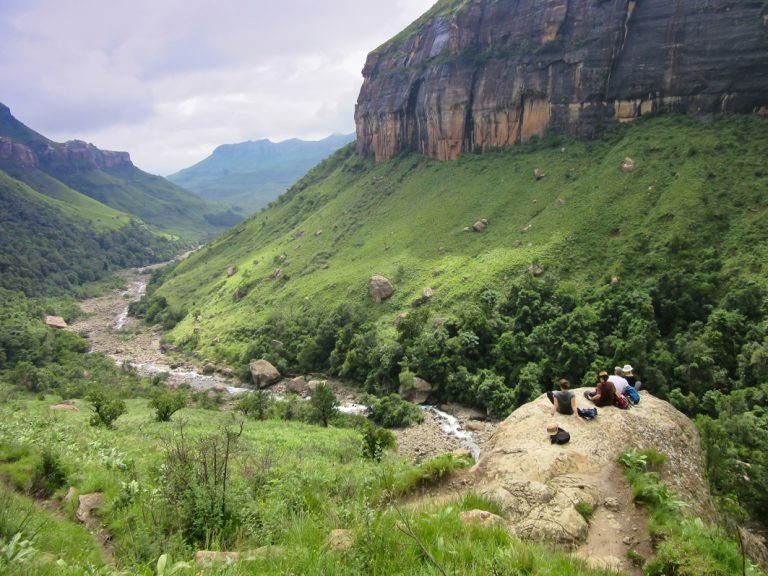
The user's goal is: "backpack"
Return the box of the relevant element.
[614,393,630,409]
[625,386,640,404]
[577,407,598,420]
[550,428,570,445]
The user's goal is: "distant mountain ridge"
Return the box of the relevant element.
[0,103,241,241]
[168,133,355,215]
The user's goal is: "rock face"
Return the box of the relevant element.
[400,376,432,404]
[471,390,712,553]
[355,0,768,162]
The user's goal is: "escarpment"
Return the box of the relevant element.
[355,0,768,162]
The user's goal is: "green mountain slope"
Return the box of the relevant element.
[0,103,241,241]
[0,170,183,295]
[157,116,767,352]
[168,134,355,215]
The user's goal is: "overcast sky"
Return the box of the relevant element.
[0,0,435,175]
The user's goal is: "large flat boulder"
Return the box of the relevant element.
[249,359,280,388]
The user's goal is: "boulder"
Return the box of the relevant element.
[459,509,505,528]
[271,339,284,351]
[534,168,546,180]
[473,390,713,549]
[45,316,67,329]
[394,311,409,328]
[249,360,281,388]
[464,420,485,432]
[226,266,238,277]
[287,376,307,394]
[473,220,487,232]
[327,529,354,552]
[368,275,394,303]
[422,287,434,299]
[621,157,636,173]
[307,379,326,392]
[201,363,216,375]
[400,377,432,404]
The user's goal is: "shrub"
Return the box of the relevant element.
[30,448,66,498]
[310,383,339,427]
[361,421,396,461]
[236,390,273,420]
[86,389,126,428]
[366,394,424,428]
[149,389,187,422]
[575,501,594,521]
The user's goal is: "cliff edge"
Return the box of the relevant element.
[470,389,712,572]
[355,0,768,161]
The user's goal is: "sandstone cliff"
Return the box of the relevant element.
[355,0,768,161]
[0,103,132,173]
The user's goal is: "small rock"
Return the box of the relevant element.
[472,220,487,232]
[521,224,532,234]
[226,266,238,277]
[45,316,67,329]
[534,168,546,180]
[64,487,77,503]
[422,287,434,299]
[623,536,634,545]
[327,529,354,551]
[270,268,283,279]
[287,376,306,394]
[463,227,471,232]
[394,312,409,328]
[195,551,239,565]
[621,157,636,173]
[604,497,620,511]
[433,269,443,277]
[610,276,621,286]
[292,229,305,239]
[528,264,545,277]
[202,363,216,375]
[459,509,504,527]
[76,493,104,528]
[271,339,284,351]
[464,421,484,432]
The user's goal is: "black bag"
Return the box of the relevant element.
[577,407,598,420]
[550,427,570,445]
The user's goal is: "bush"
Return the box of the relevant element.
[310,383,339,427]
[86,389,126,428]
[236,390,273,420]
[149,389,187,422]
[366,394,424,428]
[30,448,66,498]
[361,421,396,460]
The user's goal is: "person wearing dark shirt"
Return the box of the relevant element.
[547,378,583,420]
[584,371,617,407]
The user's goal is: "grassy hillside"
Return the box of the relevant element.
[0,170,183,295]
[0,102,241,242]
[168,134,355,215]
[156,115,767,357]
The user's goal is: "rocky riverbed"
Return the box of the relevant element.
[70,267,498,460]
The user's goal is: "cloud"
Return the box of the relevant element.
[0,0,436,174]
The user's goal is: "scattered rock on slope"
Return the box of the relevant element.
[368,275,394,303]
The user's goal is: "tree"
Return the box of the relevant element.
[310,383,339,427]
[150,389,187,422]
[87,388,126,428]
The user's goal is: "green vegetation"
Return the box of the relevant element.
[618,448,760,576]
[0,172,185,296]
[366,393,425,428]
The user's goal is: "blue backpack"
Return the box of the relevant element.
[577,407,598,420]
[625,386,640,404]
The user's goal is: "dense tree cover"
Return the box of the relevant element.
[0,183,184,296]
[197,252,768,522]
[0,290,147,399]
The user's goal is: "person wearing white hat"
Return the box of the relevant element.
[622,364,642,390]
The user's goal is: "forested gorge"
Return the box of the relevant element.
[0,184,183,296]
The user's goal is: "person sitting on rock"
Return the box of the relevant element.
[584,371,617,407]
[608,366,629,396]
[547,422,570,445]
[623,364,642,390]
[547,378,583,420]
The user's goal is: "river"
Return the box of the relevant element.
[71,267,492,460]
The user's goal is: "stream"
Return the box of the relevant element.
[73,268,487,459]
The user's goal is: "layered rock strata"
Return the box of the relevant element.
[355,0,768,161]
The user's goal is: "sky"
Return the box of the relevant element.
[0,0,435,175]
